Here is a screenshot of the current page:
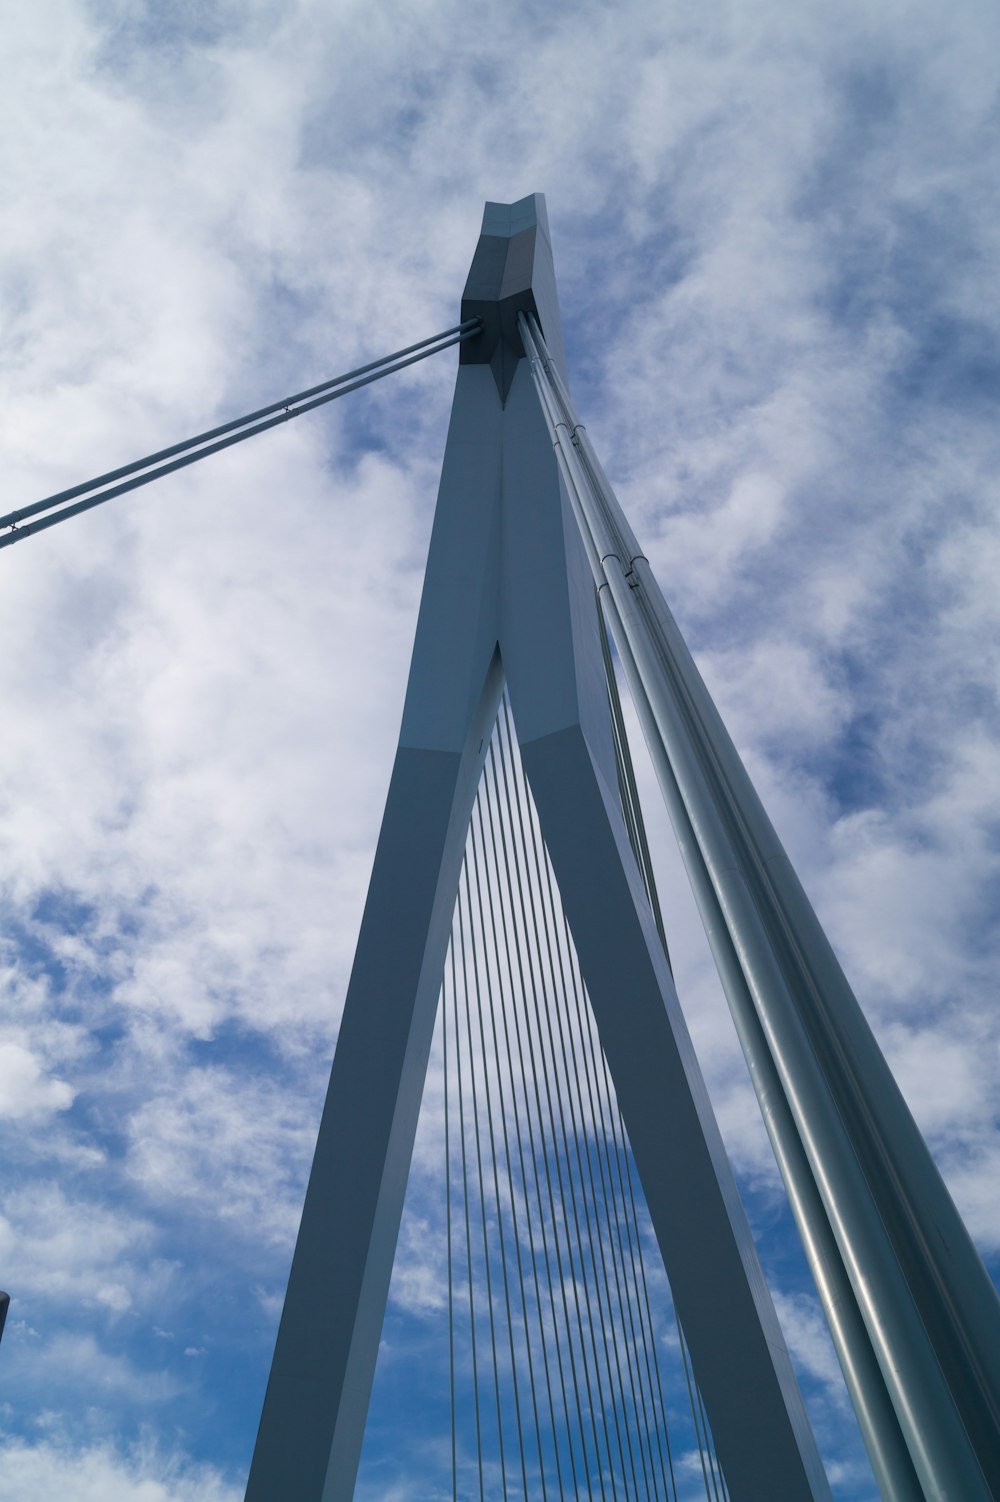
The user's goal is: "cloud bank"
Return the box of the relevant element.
[2,1,998,1498]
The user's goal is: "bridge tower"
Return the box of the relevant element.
[245,196,1000,1502]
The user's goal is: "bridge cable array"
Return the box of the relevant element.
[0,319,480,551]
[439,683,729,1501]
[519,305,1000,1501]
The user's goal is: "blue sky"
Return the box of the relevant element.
[2,0,999,1498]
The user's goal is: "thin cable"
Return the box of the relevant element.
[677,1317,717,1502]
[453,928,486,1502]
[470,797,542,1500]
[570,926,680,1502]
[694,1371,726,1502]
[460,696,697,1501]
[527,317,726,1499]
[460,858,510,1501]
[491,721,592,1496]
[605,1065,683,1502]
[540,840,663,1502]
[558,930,662,1502]
[504,697,639,1500]
[0,324,479,549]
[444,942,458,1502]
[488,731,594,1501]
[499,700,626,1502]
[481,752,574,1502]
[495,704,610,1500]
[564,923,674,1502]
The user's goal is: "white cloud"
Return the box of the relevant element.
[0,1039,74,1120]
[772,1290,851,1402]
[0,1184,157,1314]
[0,1436,238,1502]
[14,1331,181,1405]
[124,1062,320,1249]
[0,1,997,1499]
[387,1212,449,1318]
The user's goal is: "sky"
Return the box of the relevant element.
[1,0,999,1498]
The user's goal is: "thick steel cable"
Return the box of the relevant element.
[451,933,486,1502]
[526,309,997,1502]
[610,719,646,905]
[606,587,768,1502]
[512,319,684,1495]
[480,732,579,1495]
[471,796,549,1499]
[597,528,729,1501]
[459,865,510,1500]
[504,698,644,1500]
[1,321,478,529]
[599,605,646,896]
[494,704,614,1501]
[604,723,729,1499]
[597,603,690,1498]
[0,322,480,549]
[598,599,671,965]
[602,624,647,886]
[488,729,597,1501]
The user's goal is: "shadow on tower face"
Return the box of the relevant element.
[461,192,568,404]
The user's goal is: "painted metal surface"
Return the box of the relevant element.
[245,195,832,1502]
